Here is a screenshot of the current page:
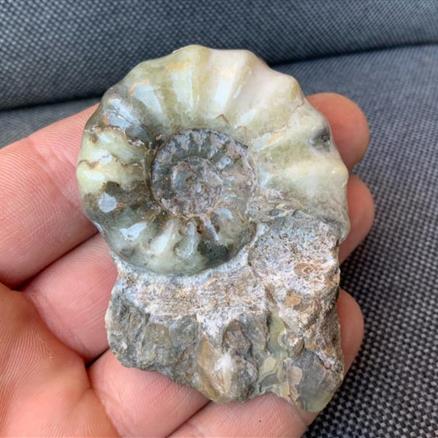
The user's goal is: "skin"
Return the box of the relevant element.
[0,92,374,437]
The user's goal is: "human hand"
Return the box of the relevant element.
[0,93,374,437]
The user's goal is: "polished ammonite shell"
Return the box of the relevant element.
[76,45,349,412]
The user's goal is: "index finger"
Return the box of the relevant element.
[0,106,97,286]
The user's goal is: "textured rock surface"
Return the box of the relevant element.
[76,45,349,412]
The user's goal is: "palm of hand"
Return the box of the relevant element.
[0,93,373,437]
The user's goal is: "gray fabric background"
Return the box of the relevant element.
[2,0,438,109]
[0,99,97,146]
[1,1,437,436]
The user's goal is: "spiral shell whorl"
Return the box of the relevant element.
[148,128,256,274]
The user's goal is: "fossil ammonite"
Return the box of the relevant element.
[76,45,349,412]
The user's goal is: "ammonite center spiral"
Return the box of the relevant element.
[151,130,254,217]
[154,156,223,217]
[148,129,256,274]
